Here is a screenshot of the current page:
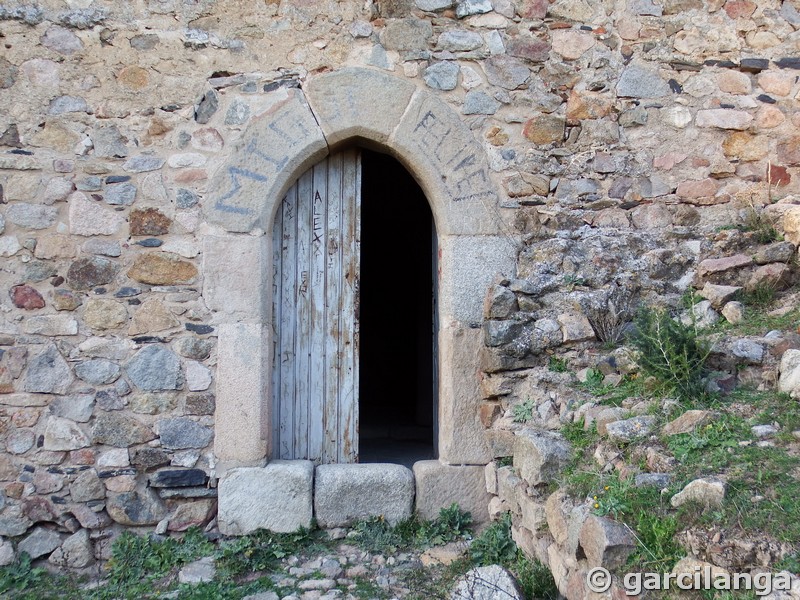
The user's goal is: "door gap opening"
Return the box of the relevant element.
[358,149,436,468]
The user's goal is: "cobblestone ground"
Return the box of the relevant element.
[174,531,469,600]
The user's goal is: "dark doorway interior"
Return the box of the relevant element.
[359,149,436,467]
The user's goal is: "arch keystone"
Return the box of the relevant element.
[305,67,416,147]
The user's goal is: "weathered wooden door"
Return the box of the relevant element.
[271,149,361,464]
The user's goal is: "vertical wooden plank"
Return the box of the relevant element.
[323,153,343,464]
[294,169,314,459]
[352,150,361,463]
[271,198,283,459]
[339,149,361,463]
[273,150,363,464]
[278,186,298,459]
[307,160,328,463]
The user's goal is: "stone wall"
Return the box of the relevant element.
[0,0,798,572]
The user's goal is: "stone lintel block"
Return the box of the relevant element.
[305,67,415,147]
[390,91,503,236]
[412,460,491,524]
[203,234,269,322]
[314,463,414,527]
[214,323,270,463]
[437,325,491,465]
[218,460,314,535]
[205,88,328,233]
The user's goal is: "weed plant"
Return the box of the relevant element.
[512,398,535,423]
[548,356,569,372]
[629,307,711,403]
[469,513,558,599]
[351,503,472,554]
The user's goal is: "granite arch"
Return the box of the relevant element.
[202,66,518,470]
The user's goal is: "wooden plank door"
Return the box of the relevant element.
[271,149,361,464]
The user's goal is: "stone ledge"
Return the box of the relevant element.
[314,463,414,527]
[413,460,491,523]
[217,460,314,535]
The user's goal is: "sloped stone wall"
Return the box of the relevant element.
[0,0,797,571]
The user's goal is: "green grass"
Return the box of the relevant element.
[548,356,569,373]
[666,413,750,475]
[0,528,288,600]
[497,455,513,468]
[0,553,82,600]
[215,526,325,579]
[85,528,219,600]
[557,418,601,497]
[0,507,485,600]
[700,590,759,600]
[558,383,800,577]
[664,393,800,543]
[570,473,683,573]
[352,576,390,599]
[740,284,777,308]
[400,559,473,600]
[469,513,558,599]
[592,373,657,407]
[711,303,800,337]
[776,552,800,574]
[561,418,598,452]
[171,578,279,600]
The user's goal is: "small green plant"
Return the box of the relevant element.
[741,283,777,308]
[776,553,800,575]
[415,503,473,546]
[497,456,513,468]
[629,307,711,402]
[512,553,560,600]
[104,531,182,592]
[469,513,518,565]
[563,274,587,290]
[590,478,630,519]
[0,554,50,597]
[680,289,702,309]
[740,203,781,244]
[216,527,317,578]
[633,512,682,572]
[579,368,614,396]
[352,504,473,554]
[469,513,558,599]
[512,398,536,423]
[548,356,568,372]
[561,418,598,452]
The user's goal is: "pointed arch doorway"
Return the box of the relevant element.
[270,147,437,466]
